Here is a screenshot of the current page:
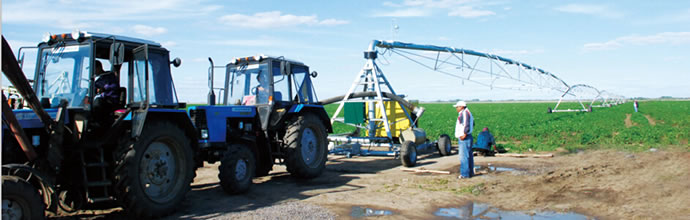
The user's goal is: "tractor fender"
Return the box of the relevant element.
[287,104,333,133]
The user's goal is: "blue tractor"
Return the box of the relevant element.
[2,33,197,218]
[189,55,332,193]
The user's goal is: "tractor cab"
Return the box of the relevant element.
[223,55,317,106]
[17,31,183,136]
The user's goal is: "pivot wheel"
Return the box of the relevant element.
[437,134,452,156]
[2,175,45,220]
[401,140,417,167]
[114,121,195,218]
[219,144,256,194]
[284,114,328,179]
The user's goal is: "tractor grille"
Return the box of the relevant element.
[189,109,207,129]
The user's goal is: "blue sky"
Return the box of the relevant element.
[2,0,689,102]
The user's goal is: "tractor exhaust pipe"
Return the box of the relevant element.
[207,57,216,105]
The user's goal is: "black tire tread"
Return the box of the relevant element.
[284,114,328,179]
[400,140,417,167]
[113,121,195,219]
[438,134,452,156]
[219,144,255,194]
[2,175,45,220]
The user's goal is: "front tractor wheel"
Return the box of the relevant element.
[2,175,45,220]
[284,114,328,179]
[219,144,256,194]
[114,121,195,218]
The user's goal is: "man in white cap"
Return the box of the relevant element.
[454,101,474,179]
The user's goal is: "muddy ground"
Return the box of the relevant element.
[77,148,689,219]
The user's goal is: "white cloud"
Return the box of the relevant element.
[161,41,177,48]
[214,36,284,47]
[448,6,495,18]
[555,4,623,18]
[132,25,168,36]
[584,32,690,51]
[3,0,222,29]
[218,11,348,29]
[403,0,473,8]
[373,8,431,17]
[376,0,495,18]
[487,49,544,56]
[383,1,403,7]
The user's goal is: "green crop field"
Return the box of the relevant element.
[326,101,690,152]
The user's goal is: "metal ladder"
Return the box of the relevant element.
[79,147,113,203]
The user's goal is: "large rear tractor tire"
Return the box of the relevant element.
[400,140,417,167]
[284,114,328,179]
[114,121,195,218]
[219,144,256,194]
[437,134,452,156]
[2,175,45,220]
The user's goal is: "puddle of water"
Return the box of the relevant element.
[435,202,592,220]
[475,165,519,172]
[350,206,394,218]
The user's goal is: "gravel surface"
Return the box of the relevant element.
[205,201,337,220]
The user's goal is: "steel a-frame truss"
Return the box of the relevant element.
[328,43,419,156]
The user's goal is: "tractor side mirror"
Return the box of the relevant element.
[310,71,318,78]
[110,42,125,66]
[171,57,182,68]
[280,61,291,75]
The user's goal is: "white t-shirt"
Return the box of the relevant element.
[454,108,474,138]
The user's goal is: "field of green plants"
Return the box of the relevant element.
[326,101,690,152]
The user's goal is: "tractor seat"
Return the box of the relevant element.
[114,87,127,117]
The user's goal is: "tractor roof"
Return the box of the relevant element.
[41,31,161,47]
[229,55,305,66]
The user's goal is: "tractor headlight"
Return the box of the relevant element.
[200,129,209,139]
[71,29,83,41]
[42,32,52,43]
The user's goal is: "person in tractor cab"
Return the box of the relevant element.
[91,60,120,130]
[242,73,268,105]
[473,127,497,156]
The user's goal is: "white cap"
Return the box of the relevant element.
[453,101,467,107]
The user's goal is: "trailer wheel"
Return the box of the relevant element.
[219,144,255,194]
[284,114,328,179]
[2,175,45,220]
[401,140,417,167]
[114,121,195,218]
[437,134,452,156]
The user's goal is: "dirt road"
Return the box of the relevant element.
[79,148,689,219]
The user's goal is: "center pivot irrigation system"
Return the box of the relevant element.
[322,40,624,166]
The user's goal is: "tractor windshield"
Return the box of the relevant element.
[35,44,91,108]
[227,63,270,105]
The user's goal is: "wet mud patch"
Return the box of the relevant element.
[434,201,591,219]
[349,205,395,218]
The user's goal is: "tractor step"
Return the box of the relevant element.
[87,197,113,203]
[85,162,108,167]
[86,181,112,187]
[79,147,113,204]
